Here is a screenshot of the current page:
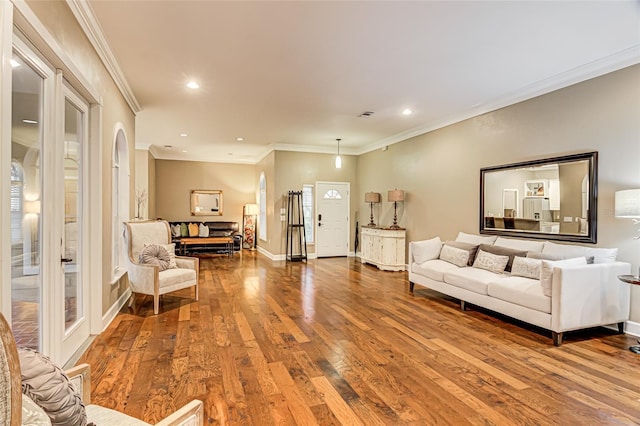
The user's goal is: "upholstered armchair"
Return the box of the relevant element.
[124,220,199,315]
[0,312,203,425]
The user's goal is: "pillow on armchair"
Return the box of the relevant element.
[18,348,90,426]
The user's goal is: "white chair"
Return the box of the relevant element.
[124,220,199,315]
[0,312,204,425]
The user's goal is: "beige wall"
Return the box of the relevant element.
[272,151,358,256]
[25,1,137,314]
[358,64,640,321]
[155,160,255,226]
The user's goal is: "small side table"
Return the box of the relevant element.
[618,274,640,354]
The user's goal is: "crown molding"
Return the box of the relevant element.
[356,45,640,156]
[66,0,141,114]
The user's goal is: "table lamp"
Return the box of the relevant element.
[388,189,405,229]
[364,192,381,226]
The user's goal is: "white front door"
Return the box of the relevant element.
[315,182,349,257]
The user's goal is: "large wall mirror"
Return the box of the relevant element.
[191,190,223,216]
[480,152,598,243]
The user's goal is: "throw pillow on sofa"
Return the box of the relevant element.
[439,241,479,267]
[455,232,497,246]
[477,244,527,272]
[188,223,199,237]
[473,249,509,274]
[171,224,181,238]
[199,223,210,237]
[511,256,542,279]
[411,237,442,264]
[19,348,89,426]
[539,257,588,297]
[180,222,188,237]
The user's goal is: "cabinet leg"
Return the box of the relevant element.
[552,331,563,346]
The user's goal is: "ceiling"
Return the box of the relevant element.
[78,1,640,164]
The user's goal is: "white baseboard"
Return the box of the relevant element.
[101,288,131,332]
[625,320,640,337]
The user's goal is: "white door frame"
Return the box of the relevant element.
[315,181,350,257]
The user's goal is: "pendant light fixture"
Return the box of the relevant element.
[335,138,342,169]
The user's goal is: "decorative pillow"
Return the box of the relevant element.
[540,257,588,297]
[527,250,594,264]
[477,244,526,272]
[18,348,88,426]
[411,237,442,264]
[180,222,188,237]
[22,394,52,426]
[455,232,497,246]
[188,223,199,237]
[473,249,509,274]
[198,223,210,238]
[139,244,171,271]
[144,243,177,269]
[439,244,473,267]
[511,256,542,279]
[443,241,480,266]
[171,224,181,238]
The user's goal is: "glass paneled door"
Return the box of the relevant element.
[59,87,90,362]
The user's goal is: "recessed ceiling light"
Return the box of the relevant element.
[186,81,199,89]
[180,133,188,137]
[181,150,187,153]
[402,108,413,116]
[236,137,244,141]
[10,59,20,68]
[22,119,38,124]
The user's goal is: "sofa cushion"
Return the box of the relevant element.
[540,257,588,297]
[439,242,478,267]
[19,348,88,426]
[159,267,197,290]
[478,244,527,272]
[455,232,497,246]
[412,259,459,282]
[488,276,551,313]
[473,249,509,274]
[541,241,589,259]
[411,237,442,264]
[210,230,233,237]
[444,267,499,295]
[494,237,545,253]
[585,247,618,263]
[511,256,542,280]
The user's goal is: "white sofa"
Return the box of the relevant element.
[408,232,631,345]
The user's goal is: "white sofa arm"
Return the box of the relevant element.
[551,261,631,332]
[125,257,158,295]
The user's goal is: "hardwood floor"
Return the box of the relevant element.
[79,252,640,425]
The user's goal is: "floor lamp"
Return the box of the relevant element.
[614,189,640,354]
[243,204,259,250]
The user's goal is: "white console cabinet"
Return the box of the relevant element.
[360,227,406,271]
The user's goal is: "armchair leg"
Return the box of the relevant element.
[618,322,625,334]
[154,294,160,315]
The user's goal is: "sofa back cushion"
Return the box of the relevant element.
[494,237,545,253]
[541,241,589,259]
[478,244,527,272]
[455,232,497,246]
[411,237,442,264]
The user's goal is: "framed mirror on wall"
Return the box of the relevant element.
[480,152,598,243]
[191,190,223,216]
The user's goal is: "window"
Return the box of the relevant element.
[323,189,342,199]
[302,185,314,243]
[112,126,129,279]
[259,172,266,241]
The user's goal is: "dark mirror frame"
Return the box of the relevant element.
[480,152,598,244]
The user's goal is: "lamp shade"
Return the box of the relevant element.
[364,192,381,203]
[244,204,259,216]
[388,189,405,202]
[615,189,640,218]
